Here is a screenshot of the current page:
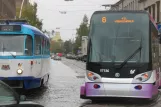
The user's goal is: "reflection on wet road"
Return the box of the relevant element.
[16,58,161,107]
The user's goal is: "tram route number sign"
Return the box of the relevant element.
[102,17,107,23]
[0,25,21,32]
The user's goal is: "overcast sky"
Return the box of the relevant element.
[30,0,119,41]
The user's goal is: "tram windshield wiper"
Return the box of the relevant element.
[8,52,16,58]
[118,46,142,69]
[117,30,143,69]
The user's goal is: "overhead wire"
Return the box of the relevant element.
[34,0,106,39]
[35,0,105,12]
[37,6,102,12]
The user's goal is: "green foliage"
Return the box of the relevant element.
[16,3,43,30]
[73,14,89,54]
[50,40,64,53]
[63,40,73,54]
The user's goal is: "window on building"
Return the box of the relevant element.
[157,1,160,22]
[152,4,155,20]
[145,7,148,12]
[133,0,135,10]
[25,35,33,56]
[34,35,41,55]
[135,0,137,9]
[149,6,151,14]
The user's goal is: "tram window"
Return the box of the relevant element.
[34,36,41,55]
[44,39,47,55]
[46,40,49,55]
[25,35,33,56]
[44,39,49,55]
[42,38,46,55]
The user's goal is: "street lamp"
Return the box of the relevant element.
[19,0,25,18]
[59,11,67,14]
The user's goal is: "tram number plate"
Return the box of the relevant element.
[1,65,10,70]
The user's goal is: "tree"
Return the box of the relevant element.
[83,14,88,25]
[63,40,72,54]
[74,14,89,54]
[16,2,43,30]
[50,39,64,53]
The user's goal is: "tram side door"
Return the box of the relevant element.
[41,38,44,74]
[40,37,45,75]
[34,36,42,76]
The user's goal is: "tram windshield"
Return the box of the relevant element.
[89,12,149,63]
[0,35,25,56]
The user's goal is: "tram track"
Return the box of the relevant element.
[61,58,86,79]
[62,58,161,107]
[61,58,86,71]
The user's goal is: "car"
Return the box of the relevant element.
[0,80,44,107]
[51,54,55,59]
[54,55,61,60]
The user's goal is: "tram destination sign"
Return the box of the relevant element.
[0,25,21,32]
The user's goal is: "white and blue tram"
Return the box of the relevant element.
[0,20,50,89]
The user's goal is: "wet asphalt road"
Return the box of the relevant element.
[17,58,161,107]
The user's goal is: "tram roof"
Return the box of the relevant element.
[93,10,148,14]
[0,20,49,40]
[22,24,50,40]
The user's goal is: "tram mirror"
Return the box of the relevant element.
[25,49,28,51]
[25,49,29,54]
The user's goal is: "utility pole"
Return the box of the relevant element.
[19,0,25,18]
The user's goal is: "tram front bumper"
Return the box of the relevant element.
[80,83,158,99]
[0,77,41,89]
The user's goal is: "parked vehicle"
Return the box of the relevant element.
[76,54,83,61]
[54,55,61,60]
[51,54,55,59]
[57,53,62,57]
[66,54,72,59]
[81,36,88,62]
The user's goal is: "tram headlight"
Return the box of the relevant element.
[17,69,23,74]
[134,71,152,82]
[87,70,101,82]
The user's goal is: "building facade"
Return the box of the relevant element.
[0,0,16,19]
[111,0,161,23]
[52,32,62,42]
